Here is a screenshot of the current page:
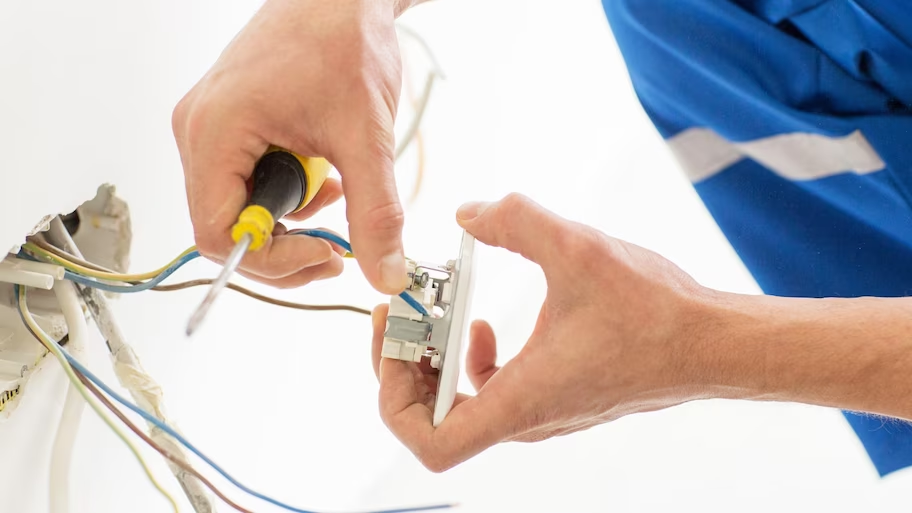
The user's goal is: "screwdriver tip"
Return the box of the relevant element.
[184,233,252,337]
[185,298,213,336]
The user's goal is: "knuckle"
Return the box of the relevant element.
[415,452,453,474]
[361,200,405,234]
[194,233,224,260]
[178,96,215,143]
[498,192,529,213]
[564,225,606,259]
[171,96,190,137]
[322,256,345,279]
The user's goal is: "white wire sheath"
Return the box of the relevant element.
[45,219,215,513]
[0,258,66,280]
[0,267,54,289]
[394,23,445,162]
[50,280,87,513]
[395,73,438,162]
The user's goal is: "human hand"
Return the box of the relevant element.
[370,193,720,472]
[173,0,410,292]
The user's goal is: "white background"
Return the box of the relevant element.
[1,0,910,512]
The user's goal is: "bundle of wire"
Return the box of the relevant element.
[12,230,451,513]
[15,286,451,513]
[20,229,429,316]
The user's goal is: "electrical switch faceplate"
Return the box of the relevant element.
[381,230,476,426]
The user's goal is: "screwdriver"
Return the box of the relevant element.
[185,147,331,336]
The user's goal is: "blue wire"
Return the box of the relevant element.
[12,291,451,513]
[291,230,430,317]
[293,229,352,253]
[63,354,454,513]
[62,250,201,293]
[52,229,430,317]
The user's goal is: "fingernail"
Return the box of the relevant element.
[379,253,409,292]
[457,201,491,221]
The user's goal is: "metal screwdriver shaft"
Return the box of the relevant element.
[183,148,332,337]
[186,232,252,336]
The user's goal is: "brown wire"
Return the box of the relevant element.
[17,313,252,512]
[28,236,113,273]
[152,279,371,315]
[29,236,371,316]
[16,312,250,513]
[73,369,255,513]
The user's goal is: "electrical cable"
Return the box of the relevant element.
[152,280,371,316]
[23,241,198,282]
[58,346,453,513]
[49,279,88,513]
[395,73,438,164]
[290,230,429,316]
[43,218,217,513]
[15,285,181,513]
[399,33,426,206]
[25,238,370,315]
[22,231,429,316]
[394,24,444,163]
[72,370,255,513]
[28,236,117,273]
[55,250,198,293]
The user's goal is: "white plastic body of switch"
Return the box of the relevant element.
[380,230,476,427]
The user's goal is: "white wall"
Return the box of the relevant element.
[1,0,908,512]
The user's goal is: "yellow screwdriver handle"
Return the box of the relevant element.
[231,147,332,251]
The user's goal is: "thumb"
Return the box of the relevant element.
[466,320,501,392]
[379,356,520,473]
[334,134,408,295]
[456,193,567,266]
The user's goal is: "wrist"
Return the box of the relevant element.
[681,290,782,402]
[659,288,769,403]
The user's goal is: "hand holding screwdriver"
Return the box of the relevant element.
[186,149,336,335]
[172,0,411,298]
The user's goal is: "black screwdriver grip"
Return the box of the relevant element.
[249,151,308,222]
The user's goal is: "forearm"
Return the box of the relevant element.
[696,292,912,421]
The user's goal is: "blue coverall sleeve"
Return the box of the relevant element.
[601,0,912,477]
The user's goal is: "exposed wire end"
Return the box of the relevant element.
[290,230,431,317]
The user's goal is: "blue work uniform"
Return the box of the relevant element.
[601,0,912,477]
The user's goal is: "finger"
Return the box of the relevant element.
[332,122,407,295]
[371,304,390,381]
[288,227,350,257]
[285,178,344,222]
[455,193,569,267]
[379,357,519,473]
[234,235,337,281]
[466,320,500,392]
[235,254,344,289]
[178,103,269,267]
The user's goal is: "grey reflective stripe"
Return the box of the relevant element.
[667,128,886,183]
